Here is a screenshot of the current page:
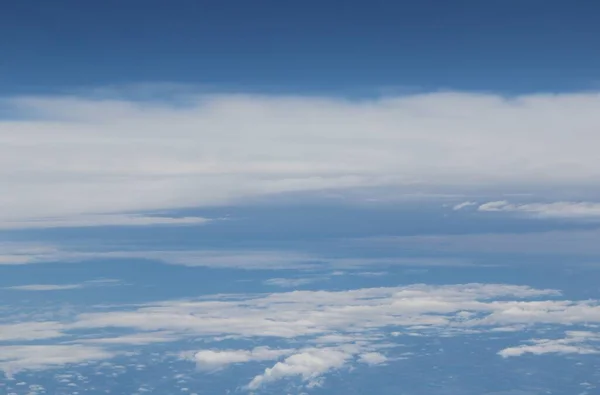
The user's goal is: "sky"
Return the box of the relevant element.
[2,1,600,395]
[2,0,600,94]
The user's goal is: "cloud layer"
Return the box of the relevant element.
[2,90,600,227]
[2,283,600,388]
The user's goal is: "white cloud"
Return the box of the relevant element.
[0,243,61,265]
[2,91,600,227]
[0,214,210,230]
[4,284,84,291]
[3,283,600,384]
[0,243,469,269]
[4,279,122,291]
[452,201,478,210]
[358,352,388,365]
[247,348,351,390]
[75,331,178,345]
[189,347,292,371]
[69,284,563,341]
[183,333,385,389]
[0,345,115,378]
[498,331,600,358]
[263,278,321,287]
[477,201,600,219]
[0,322,65,342]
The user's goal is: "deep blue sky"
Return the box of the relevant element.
[1,0,599,95]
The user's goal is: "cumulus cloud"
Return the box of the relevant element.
[69,284,563,341]
[477,201,600,219]
[0,244,320,268]
[0,345,115,378]
[190,347,292,371]
[3,283,600,385]
[185,341,383,389]
[0,322,65,342]
[498,331,600,358]
[2,91,600,227]
[247,348,351,390]
[182,333,387,390]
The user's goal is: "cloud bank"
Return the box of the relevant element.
[477,201,600,219]
[2,90,600,227]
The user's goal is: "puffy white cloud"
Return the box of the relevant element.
[477,201,600,219]
[358,352,388,365]
[2,91,600,227]
[2,283,599,384]
[184,339,382,388]
[189,347,292,371]
[499,343,597,358]
[498,331,600,358]
[0,322,65,342]
[247,348,351,390]
[0,345,115,378]
[69,284,562,340]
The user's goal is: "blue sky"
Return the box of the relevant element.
[2,2,600,395]
[2,0,600,94]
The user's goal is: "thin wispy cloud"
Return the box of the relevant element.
[0,243,469,269]
[477,200,600,219]
[4,284,84,291]
[0,345,115,379]
[263,277,322,287]
[0,214,210,230]
[452,201,478,210]
[372,229,600,256]
[3,279,121,292]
